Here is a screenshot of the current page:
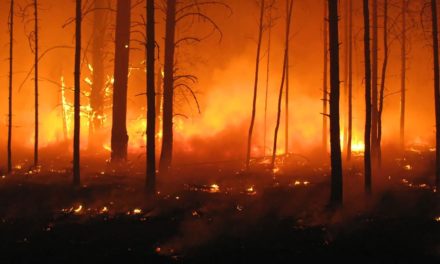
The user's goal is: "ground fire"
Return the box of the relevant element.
[0,0,439,262]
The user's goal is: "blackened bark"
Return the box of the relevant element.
[146,0,156,193]
[271,0,293,169]
[8,0,14,174]
[363,0,372,194]
[431,0,440,191]
[159,0,176,175]
[34,0,39,167]
[378,0,389,167]
[400,0,407,151]
[328,0,343,205]
[246,0,265,170]
[111,0,131,161]
[347,0,353,161]
[73,0,81,185]
[371,0,378,162]
[323,0,329,152]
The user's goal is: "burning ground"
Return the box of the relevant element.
[0,146,438,262]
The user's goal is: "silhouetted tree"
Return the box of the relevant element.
[285,0,290,155]
[8,0,14,174]
[363,0,372,194]
[378,0,389,167]
[73,0,82,185]
[328,0,343,205]
[323,0,329,152]
[33,0,39,167]
[371,0,379,162]
[431,0,440,191]
[400,0,408,151]
[146,0,156,193]
[263,4,273,157]
[111,0,131,161]
[159,0,176,175]
[246,0,265,170]
[271,0,293,168]
[346,0,353,161]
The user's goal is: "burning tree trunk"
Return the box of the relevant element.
[328,0,343,205]
[323,0,329,152]
[34,0,39,167]
[111,0,131,161]
[378,0,389,167]
[371,0,379,163]
[400,0,407,151]
[159,0,176,175]
[363,0,372,194]
[73,0,82,185]
[155,66,162,141]
[8,0,14,174]
[271,0,293,169]
[246,0,265,170]
[89,0,109,148]
[347,0,353,161]
[146,0,156,193]
[431,0,440,191]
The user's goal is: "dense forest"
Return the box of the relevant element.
[0,0,438,262]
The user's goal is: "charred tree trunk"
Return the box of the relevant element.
[400,0,407,151]
[328,0,343,205]
[347,0,353,161]
[246,0,265,170]
[264,9,272,157]
[378,0,389,167]
[159,0,176,175]
[271,0,293,169]
[285,0,290,155]
[155,66,162,141]
[371,0,379,162]
[363,0,372,194]
[146,0,156,193]
[89,0,109,147]
[323,0,329,152]
[8,0,14,174]
[431,0,440,191]
[34,0,39,167]
[111,0,131,161]
[73,0,81,185]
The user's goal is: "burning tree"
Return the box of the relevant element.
[73,0,82,185]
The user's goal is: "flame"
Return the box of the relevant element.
[74,205,83,213]
[209,184,220,193]
[133,208,142,214]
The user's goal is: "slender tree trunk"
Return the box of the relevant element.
[73,0,81,185]
[89,0,108,148]
[363,0,372,194]
[34,0,39,167]
[431,0,440,191]
[378,0,389,167]
[400,0,407,151]
[323,0,329,152]
[111,0,131,161]
[328,0,343,206]
[285,0,290,155]
[347,0,353,161]
[246,0,265,170]
[146,0,156,193]
[159,0,176,175]
[264,10,272,157]
[271,0,293,169]
[371,0,378,162]
[8,0,14,174]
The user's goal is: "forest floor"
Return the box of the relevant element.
[0,147,438,263]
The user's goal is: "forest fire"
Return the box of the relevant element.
[0,0,439,262]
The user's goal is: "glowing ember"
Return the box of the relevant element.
[133,208,142,215]
[435,216,440,222]
[209,184,220,193]
[245,186,257,195]
[403,165,413,171]
[74,205,83,214]
[100,207,109,213]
